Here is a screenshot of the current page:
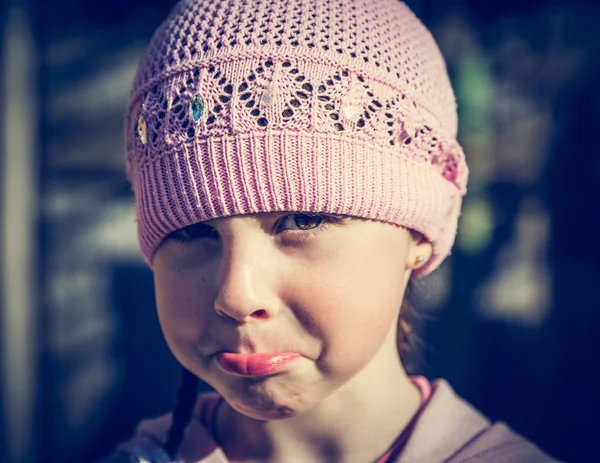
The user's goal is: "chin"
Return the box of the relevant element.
[225,380,317,421]
[232,399,299,421]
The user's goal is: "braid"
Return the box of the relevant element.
[162,367,199,459]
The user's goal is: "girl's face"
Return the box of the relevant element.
[153,212,430,420]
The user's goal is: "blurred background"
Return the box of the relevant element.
[1,0,599,461]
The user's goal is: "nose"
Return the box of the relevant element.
[213,237,280,323]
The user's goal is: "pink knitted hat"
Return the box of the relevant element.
[125,0,468,276]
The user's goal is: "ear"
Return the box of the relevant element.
[405,231,433,271]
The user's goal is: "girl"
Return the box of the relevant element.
[102,0,558,461]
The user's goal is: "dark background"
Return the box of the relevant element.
[1,0,599,462]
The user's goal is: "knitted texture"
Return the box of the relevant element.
[125,0,469,275]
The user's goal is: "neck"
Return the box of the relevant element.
[216,331,422,463]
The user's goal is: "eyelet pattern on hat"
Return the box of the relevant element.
[125,0,469,276]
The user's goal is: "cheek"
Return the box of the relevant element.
[154,267,212,362]
[297,240,407,374]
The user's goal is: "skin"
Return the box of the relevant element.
[153,211,433,463]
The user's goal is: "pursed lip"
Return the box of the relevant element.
[214,352,301,377]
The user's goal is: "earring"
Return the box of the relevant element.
[415,256,426,266]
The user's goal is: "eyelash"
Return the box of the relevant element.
[284,213,336,240]
[168,213,339,245]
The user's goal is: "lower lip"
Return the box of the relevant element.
[215,353,301,377]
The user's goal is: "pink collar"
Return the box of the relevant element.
[374,376,433,463]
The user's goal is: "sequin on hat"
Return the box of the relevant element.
[136,115,147,145]
[189,93,205,123]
